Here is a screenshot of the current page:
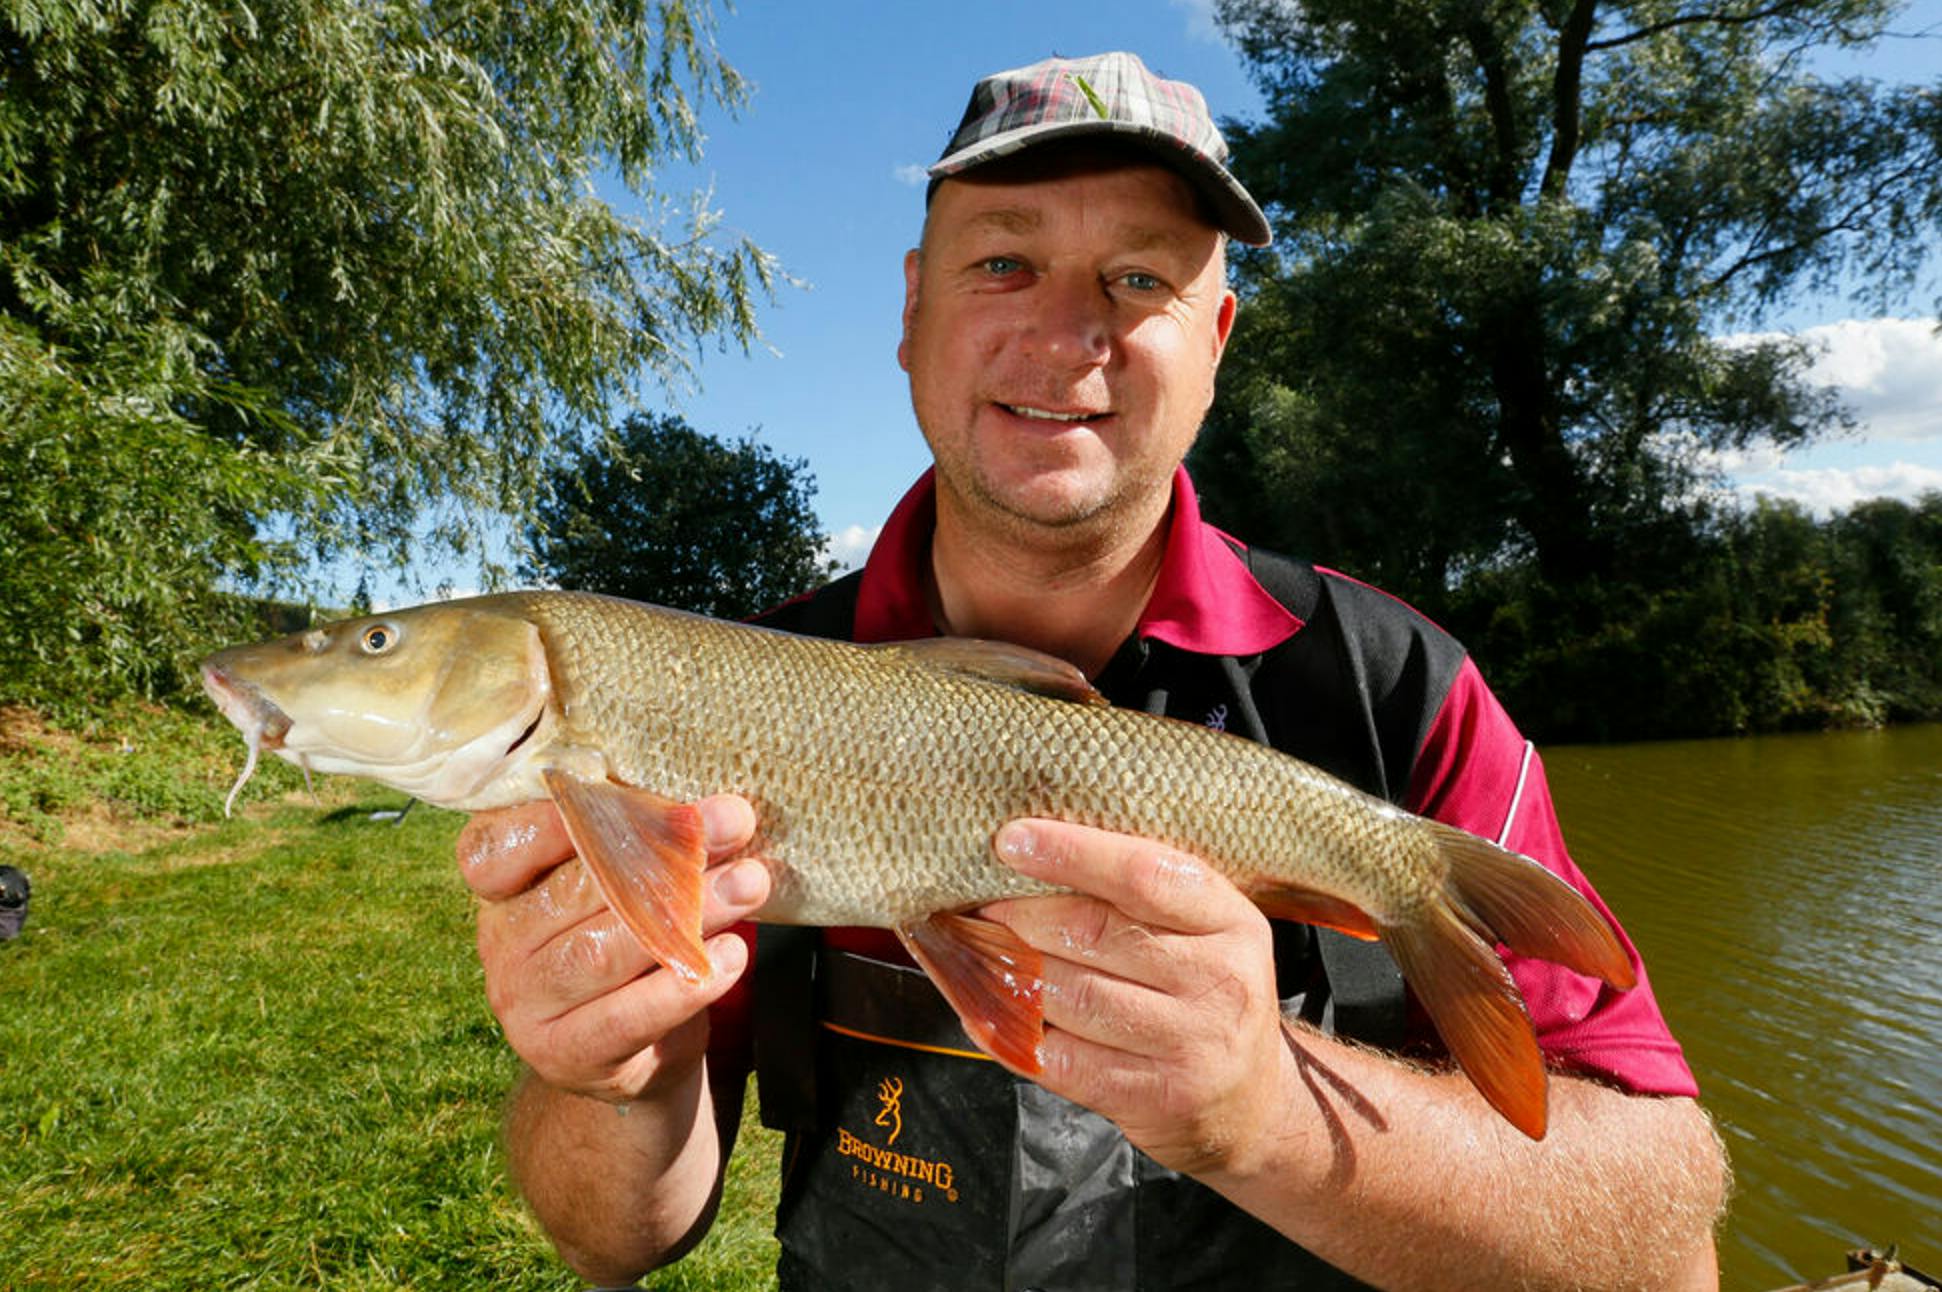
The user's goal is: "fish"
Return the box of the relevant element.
[200,589,1636,1139]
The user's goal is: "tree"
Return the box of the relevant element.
[1827,491,1942,717]
[526,414,834,620]
[1,0,770,703]
[1199,0,1941,606]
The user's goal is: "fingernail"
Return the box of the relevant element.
[713,859,767,907]
[701,795,757,850]
[996,822,1038,865]
[709,931,749,975]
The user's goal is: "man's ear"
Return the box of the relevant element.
[1213,289,1238,365]
[898,247,921,373]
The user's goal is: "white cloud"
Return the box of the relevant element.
[1715,317,1942,513]
[824,523,882,573]
[893,163,929,187]
[1802,318,1942,441]
[1732,317,1942,441]
[1733,460,1942,515]
[1709,442,1790,476]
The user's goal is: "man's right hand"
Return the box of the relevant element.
[457,794,771,1104]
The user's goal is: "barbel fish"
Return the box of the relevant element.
[201,590,1635,1138]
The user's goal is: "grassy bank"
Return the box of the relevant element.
[0,705,781,1289]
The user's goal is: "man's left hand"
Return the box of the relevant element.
[978,819,1296,1178]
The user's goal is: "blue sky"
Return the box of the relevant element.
[363,1,1941,600]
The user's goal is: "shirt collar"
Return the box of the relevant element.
[852,469,940,643]
[852,466,1304,655]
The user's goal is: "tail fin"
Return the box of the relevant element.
[1431,822,1635,990]
[1384,822,1635,1140]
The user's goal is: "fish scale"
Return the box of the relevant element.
[201,588,1639,1138]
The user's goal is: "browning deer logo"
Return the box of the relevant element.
[874,1076,904,1146]
[832,1070,958,1204]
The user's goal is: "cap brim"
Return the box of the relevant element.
[928,119,1272,247]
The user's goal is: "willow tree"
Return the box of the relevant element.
[1197,0,1942,604]
[0,0,770,703]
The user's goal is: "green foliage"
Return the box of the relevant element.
[0,709,785,1288]
[0,699,307,845]
[1,0,773,706]
[1446,493,1942,741]
[1200,0,1939,598]
[527,413,835,619]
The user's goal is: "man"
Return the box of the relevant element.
[459,52,1727,1290]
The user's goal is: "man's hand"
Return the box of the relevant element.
[457,795,771,1104]
[980,819,1726,1291]
[978,818,1296,1177]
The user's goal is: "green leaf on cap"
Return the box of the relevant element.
[1074,74,1110,120]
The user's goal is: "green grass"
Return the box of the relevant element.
[0,707,782,1289]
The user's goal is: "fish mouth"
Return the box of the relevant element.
[202,662,293,817]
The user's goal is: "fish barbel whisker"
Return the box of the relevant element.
[223,728,261,819]
[203,662,290,820]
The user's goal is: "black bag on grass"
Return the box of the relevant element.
[0,865,29,941]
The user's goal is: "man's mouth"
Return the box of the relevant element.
[1000,403,1109,424]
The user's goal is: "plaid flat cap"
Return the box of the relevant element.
[929,51,1271,246]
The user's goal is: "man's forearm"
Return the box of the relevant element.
[504,1060,729,1284]
[1200,1028,1727,1292]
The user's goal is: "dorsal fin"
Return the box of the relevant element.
[890,637,1109,706]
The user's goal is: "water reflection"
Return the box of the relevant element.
[1546,725,1942,1289]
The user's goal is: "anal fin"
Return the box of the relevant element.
[1245,881,1382,942]
[898,912,1046,1073]
[541,767,710,984]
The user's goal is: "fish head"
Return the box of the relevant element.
[201,601,552,809]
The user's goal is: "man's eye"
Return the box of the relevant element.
[1119,271,1166,293]
[981,256,1025,276]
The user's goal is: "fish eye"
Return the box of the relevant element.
[360,623,400,655]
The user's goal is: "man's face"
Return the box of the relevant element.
[900,154,1237,542]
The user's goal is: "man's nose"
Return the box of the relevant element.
[1022,273,1112,369]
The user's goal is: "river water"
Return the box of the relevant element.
[1544,724,1942,1290]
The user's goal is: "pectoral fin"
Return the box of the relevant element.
[898,912,1046,1073]
[541,768,710,984]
